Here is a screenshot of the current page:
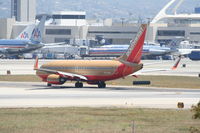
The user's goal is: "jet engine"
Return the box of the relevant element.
[47,74,67,85]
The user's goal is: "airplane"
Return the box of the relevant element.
[0,17,46,58]
[34,24,181,88]
[178,48,200,61]
[82,37,185,59]
[34,24,148,88]
[174,40,200,61]
[87,43,176,58]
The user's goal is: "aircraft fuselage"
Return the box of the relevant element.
[36,60,143,83]
[0,39,43,55]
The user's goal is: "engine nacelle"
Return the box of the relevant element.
[47,74,67,85]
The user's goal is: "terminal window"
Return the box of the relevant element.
[190,32,200,35]
[88,31,136,34]
[46,29,71,35]
[157,30,185,36]
[53,15,85,19]
[55,38,70,43]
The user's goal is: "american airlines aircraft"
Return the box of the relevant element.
[0,17,46,58]
[88,43,175,58]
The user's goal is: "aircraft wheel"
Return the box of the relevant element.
[75,82,79,88]
[98,81,106,88]
[47,83,52,87]
[102,82,106,88]
[75,82,83,88]
[79,82,83,88]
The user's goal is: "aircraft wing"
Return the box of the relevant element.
[178,49,193,55]
[37,68,88,80]
[143,56,181,67]
[43,42,66,47]
[34,57,87,81]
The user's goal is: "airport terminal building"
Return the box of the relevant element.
[1,0,200,47]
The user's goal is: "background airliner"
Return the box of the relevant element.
[0,17,46,58]
[175,40,200,61]
[87,43,176,58]
[85,37,200,61]
[35,24,147,88]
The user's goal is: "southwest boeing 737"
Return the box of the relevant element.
[0,17,46,58]
[34,24,181,88]
[34,24,147,88]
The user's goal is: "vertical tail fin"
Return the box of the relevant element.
[118,24,147,63]
[30,16,46,43]
[16,24,35,40]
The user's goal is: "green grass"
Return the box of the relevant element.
[0,75,200,89]
[0,107,199,133]
[107,75,200,89]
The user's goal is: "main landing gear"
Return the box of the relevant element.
[98,81,106,88]
[74,81,106,88]
[75,82,83,88]
[47,83,52,87]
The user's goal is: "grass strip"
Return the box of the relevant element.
[0,107,199,133]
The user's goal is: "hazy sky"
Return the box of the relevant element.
[0,0,200,19]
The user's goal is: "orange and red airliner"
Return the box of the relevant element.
[34,24,148,88]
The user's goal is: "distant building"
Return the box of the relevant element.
[8,0,200,46]
[52,11,87,26]
[0,18,15,39]
[43,11,88,43]
[40,11,138,45]
[150,0,200,45]
[11,0,36,22]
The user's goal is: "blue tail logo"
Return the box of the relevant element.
[20,32,29,39]
[32,28,41,39]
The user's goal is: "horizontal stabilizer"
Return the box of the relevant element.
[171,56,181,70]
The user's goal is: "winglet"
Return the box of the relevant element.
[34,56,39,70]
[171,56,181,70]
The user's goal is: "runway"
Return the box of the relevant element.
[0,81,199,109]
[0,59,200,76]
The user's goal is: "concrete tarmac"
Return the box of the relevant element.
[0,81,199,109]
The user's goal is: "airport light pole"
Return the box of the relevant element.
[146,18,151,45]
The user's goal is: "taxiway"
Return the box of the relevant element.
[0,81,199,109]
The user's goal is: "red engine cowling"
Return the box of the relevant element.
[47,74,67,85]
